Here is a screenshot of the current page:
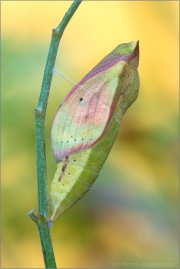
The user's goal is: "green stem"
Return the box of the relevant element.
[28,1,82,268]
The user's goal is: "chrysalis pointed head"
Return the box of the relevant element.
[128,40,139,68]
[112,40,139,69]
[115,40,140,112]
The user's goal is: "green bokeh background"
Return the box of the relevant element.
[1,1,179,268]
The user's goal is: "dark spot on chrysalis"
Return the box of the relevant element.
[85,114,89,120]
[67,140,69,143]
[79,97,83,102]
[74,139,76,141]
[74,159,76,162]
[82,138,84,141]
[62,163,67,172]
[58,157,69,182]
[58,175,62,182]
[68,173,70,175]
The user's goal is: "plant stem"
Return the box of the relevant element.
[28,1,82,268]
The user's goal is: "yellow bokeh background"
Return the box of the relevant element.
[1,1,179,268]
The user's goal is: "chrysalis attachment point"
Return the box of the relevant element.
[52,68,76,85]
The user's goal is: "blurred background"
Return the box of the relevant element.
[1,1,179,268]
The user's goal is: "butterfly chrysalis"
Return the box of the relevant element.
[50,40,140,221]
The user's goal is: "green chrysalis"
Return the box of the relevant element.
[50,40,140,221]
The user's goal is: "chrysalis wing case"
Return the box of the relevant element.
[50,40,140,221]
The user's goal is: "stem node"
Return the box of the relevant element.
[27,209,37,223]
